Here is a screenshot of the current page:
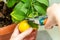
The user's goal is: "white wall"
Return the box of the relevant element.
[49,0,60,5]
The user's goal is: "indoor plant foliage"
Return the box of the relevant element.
[0,0,49,27]
[9,0,49,39]
[0,0,49,40]
[9,0,49,23]
[7,0,49,30]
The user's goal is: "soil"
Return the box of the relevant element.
[0,1,13,27]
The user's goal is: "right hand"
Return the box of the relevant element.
[45,3,60,30]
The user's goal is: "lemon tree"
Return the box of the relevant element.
[5,0,49,32]
[6,0,49,23]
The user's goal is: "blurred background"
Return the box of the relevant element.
[36,0,60,40]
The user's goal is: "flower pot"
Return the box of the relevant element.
[0,23,17,40]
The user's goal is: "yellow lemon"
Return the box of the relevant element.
[18,20,30,32]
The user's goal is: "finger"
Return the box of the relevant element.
[15,28,33,40]
[45,17,56,29]
[11,25,19,38]
[23,30,37,40]
[45,18,52,29]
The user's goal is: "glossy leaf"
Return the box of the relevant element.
[11,11,26,22]
[7,0,17,7]
[37,0,49,6]
[34,5,46,15]
[14,2,24,11]
[21,0,27,3]
[28,21,38,29]
[14,2,28,14]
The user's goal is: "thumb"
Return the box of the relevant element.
[15,28,33,40]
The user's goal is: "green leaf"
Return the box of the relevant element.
[11,11,26,23]
[14,2,24,11]
[21,0,27,3]
[28,10,39,18]
[34,4,46,15]
[34,12,39,17]
[34,1,48,10]
[37,0,49,6]
[14,2,27,14]
[20,4,28,14]
[7,0,17,7]
[12,17,19,23]
[27,8,32,18]
[28,13,34,18]
[28,21,38,29]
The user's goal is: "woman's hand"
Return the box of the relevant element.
[45,3,60,30]
[10,25,35,40]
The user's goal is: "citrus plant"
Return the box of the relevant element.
[6,0,49,23]
[5,0,49,31]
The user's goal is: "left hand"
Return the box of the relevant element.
[10,25,36,40]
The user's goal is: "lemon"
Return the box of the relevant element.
[18,20,30,32]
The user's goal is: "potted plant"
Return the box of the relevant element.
[0,0,49,40]
[0,1,17,40]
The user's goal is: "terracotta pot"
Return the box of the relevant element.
[0,23,17,40]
